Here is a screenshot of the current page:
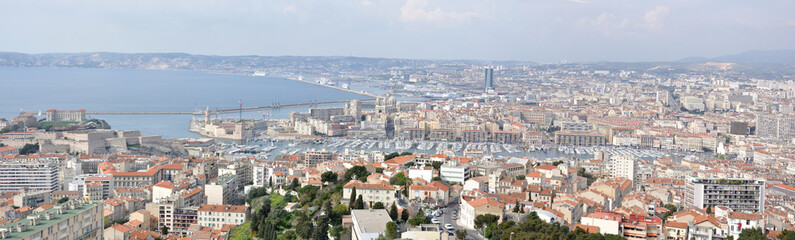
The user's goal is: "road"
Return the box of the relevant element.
[438,198,484,240]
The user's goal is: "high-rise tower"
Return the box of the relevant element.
[484,68,494,91]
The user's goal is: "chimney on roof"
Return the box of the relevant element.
[27,215,39,226]
[15,223,26,233]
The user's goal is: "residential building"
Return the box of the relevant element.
[663,221,688,240]
[579,211,622,235]
[0,200,103,240]
[459,197,504,230]
[555,131,607,146]
[609,155,637,189]
[0,146,18,155]
[13,190,52,208]
[303,150,333,166]
[407,165,434,183]
[343,180,396,208]
[408,181,451,205]
[688,215,727,240]
[684,177,765,212]
[756,114,795,140]
[0,160,61,193]
[205,173,239,205]
[439,161,470,184]
[197,204,248,230]
[727,211,764,240]
[351,209,392,240]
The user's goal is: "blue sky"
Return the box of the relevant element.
[0,0,792,62]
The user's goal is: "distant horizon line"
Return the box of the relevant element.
[1,49,793,64]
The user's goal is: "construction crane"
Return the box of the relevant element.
[258,111,272,121]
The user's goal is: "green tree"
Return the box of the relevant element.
[57,197,69,204]
[513,200,520,213]
[515,175,525,181]
[407,209,430,226]
[474,214,500,230]
[372,202,385,209]
[355,195,365,209]
[386,222,398,239]
[738,228,765,240]
[664,204,677,213]
[247,186,268,204]
[431,161,443,170]
[313,215,330,240]
[456,230,467,240]
[19,143,39,155]
[344,166,370,182]
[321,171,338,183]
[389,202,398,221]
[401,208,410,222]
[161,226,169,236]
[349,187,357,208]
[289,178,300,190]
[662,203,678,221]
[390,172,409,185]
[706,205,712,215]
[778,229,795,240]
[279,229,298,240]
[295,214,314,239]
[332,204,350,224]
[402,180,410,197]
[384,152,400,160]
[577,168,597,186]
[323,200,333,217]
[258,220,276,239]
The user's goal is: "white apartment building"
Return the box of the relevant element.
[342,181,396,208]
[205,174,239,205]
[0,160,61,193]
[609,155,637,189]
[253,164,287,187]
[197,204,248,229]
[727,212,765,240]
[685,177,765,212]
[408,165,434,183]
[440,161,471,183]
[756,114,795,141]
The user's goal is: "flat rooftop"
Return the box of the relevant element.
[0,200,101,239]
[351,209,392,234]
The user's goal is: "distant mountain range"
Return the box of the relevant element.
[679,49,795,65]
[0,52,531,72]
[0,50,791,72]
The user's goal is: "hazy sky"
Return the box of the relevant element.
[1,0,793,62]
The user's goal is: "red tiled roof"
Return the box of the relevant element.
[535,165,557,171]
[574,224,599,233]
[198,204,247,213]
[468,197,505,208]
[154,181,174,189]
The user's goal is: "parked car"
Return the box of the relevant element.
[432,218,441,224]
[445,224,455,231]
